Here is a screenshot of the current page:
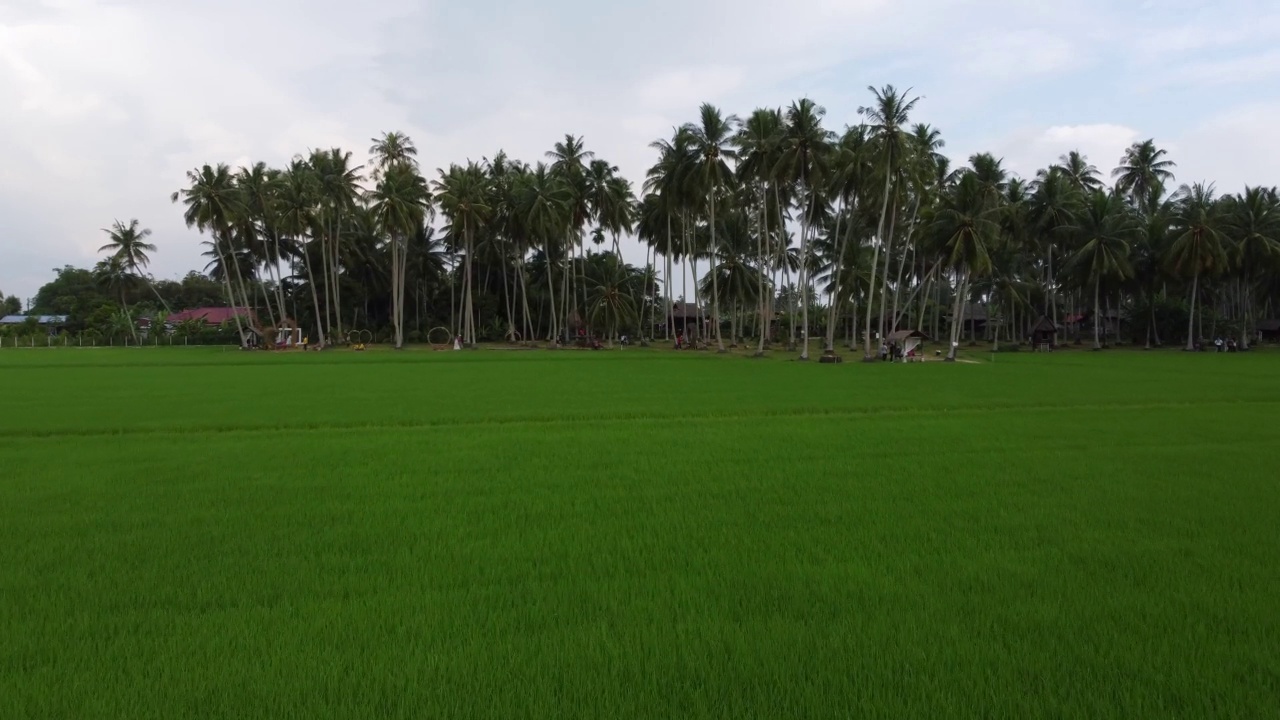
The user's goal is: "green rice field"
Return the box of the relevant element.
[2,347,1278,718]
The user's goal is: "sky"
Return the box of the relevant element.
[3,0,1279,303]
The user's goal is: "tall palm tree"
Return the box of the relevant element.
[99,219,169,313]
[369,131,419,179]
[736,107,785,356]
[646,126,698,341]
[1113,140,1176,216]
[434,163,492,345]
[277,159,326,346]
[309,148,365,338]
[1070,190,1138,350]
[688,103,740,352]
[368,159,432,348]
[517,163,572,342]
[858,85,919,360]
[1224,186,1280,348]
[1053,151,1103,193]
[1168,182,1227,350]
[775,98,833,359]
[928,173,998,360]
[547,135,595,335]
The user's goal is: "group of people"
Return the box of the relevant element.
[878,342,917,362]
[1213,337,1242,353]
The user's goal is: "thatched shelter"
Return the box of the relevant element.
[1031,316,1058,349]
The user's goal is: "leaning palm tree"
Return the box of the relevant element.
[688,103,740,352]
[93,256,138,341]
[1167,182,1227,350]
[99,219,169,313]
[172,164,249,345]
[368,159,432,348]
[1069,190,1138,350]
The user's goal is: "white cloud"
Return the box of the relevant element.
[1,0,1278,299]
[974,123,1140,182]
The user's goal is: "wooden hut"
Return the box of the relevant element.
[1030,316,1058,350]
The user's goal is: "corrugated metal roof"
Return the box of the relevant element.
[0,315,69,324]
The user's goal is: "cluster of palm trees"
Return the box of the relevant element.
[157,85,1279,354]
[170,135,645,349]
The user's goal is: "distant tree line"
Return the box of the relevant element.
[13,85,1280,354]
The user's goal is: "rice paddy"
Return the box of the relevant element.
[2,347,1278,718]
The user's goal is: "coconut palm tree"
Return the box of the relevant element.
[1069,190,1138,350]
[1168,182,1227,350]
[1113,140,1176,217]
[93,255,138,341]
[858,84,920,360]
[434,163,492,346]
[687,103,740,352]
[99,219,169,313]
[172,163,250,345]
[928,173,998,360]
[547,135,595,334]
[736,107,785,355]
[276,159,326,346]
[517,163,572,342]
[646,126,698,341]
[584,253,640,345]
[369,131,419,180]
[1053,151,1103,193]
[368,159,432,348]
[1224,186,1280,348]
[775,98,834,359]
[308,148,365,338]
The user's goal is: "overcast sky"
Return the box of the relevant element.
[3,0,1279,302]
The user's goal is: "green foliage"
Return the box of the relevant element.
[1,350,1278,718]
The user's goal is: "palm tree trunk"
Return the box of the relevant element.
[710,191,725,352]
[864,167,894,360]
[889,198,919,334]
[877,199,899,344]
[1093,280,1102,350]
[756,188,769,357]
[300,240,325,347]
[946,271,967,361]
[1185,269,1199,351]
[824,200,846,352]
[464,226,476,345]
[798,181,812,361]
[331,212,344,340]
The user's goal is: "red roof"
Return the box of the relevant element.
[167,307,255,326]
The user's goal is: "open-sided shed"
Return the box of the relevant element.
[887,329,928,361]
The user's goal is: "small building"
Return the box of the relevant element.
[166,307,256,327]
[662,302,712,336]
[1030,316,1058,349]
[886,329,928,361]
[0,315,69,334]
[1258,319,1280,342]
